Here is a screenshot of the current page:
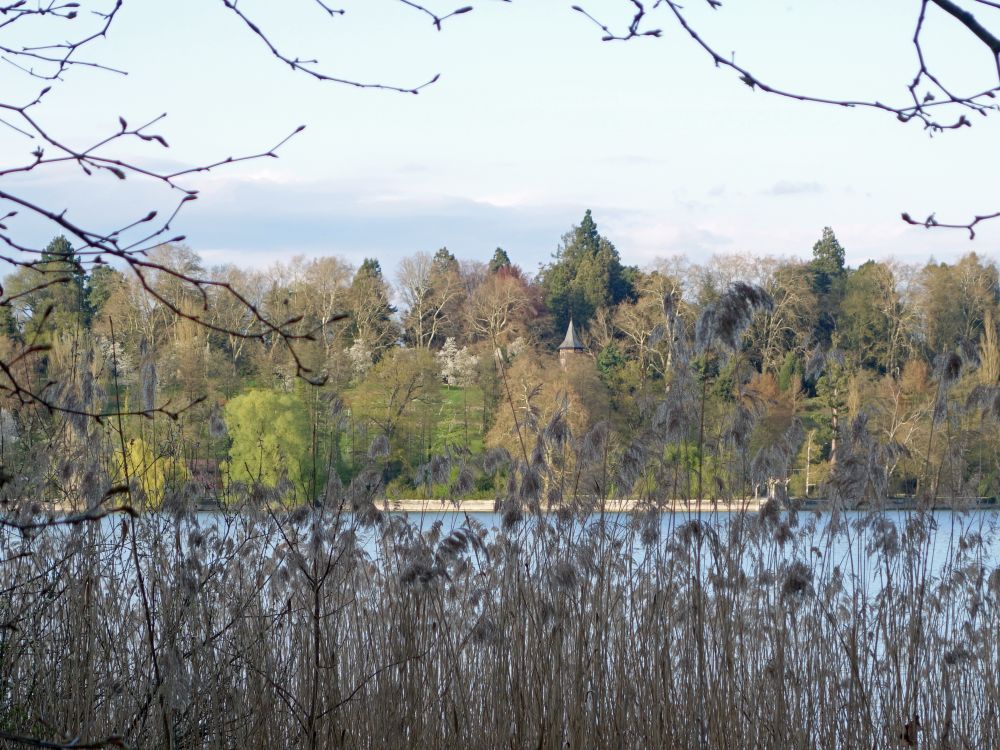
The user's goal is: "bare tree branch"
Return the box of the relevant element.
[573,0,1000,234]
[902,208,1000,238]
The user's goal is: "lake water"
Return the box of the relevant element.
[56,507,999,596]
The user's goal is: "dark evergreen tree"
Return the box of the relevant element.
[0,303,18,341]
[810,227,847,346]
[539,210,637,338]
[5,235,91,339]
[432,247,459,275]
[86,264,126,321]
[488,247,511,274]
[46,235,91,329]
[348,258,398,360]
[815,351,851,466]
[357,258,384,281]
[811,227,846,290]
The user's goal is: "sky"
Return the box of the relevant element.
[1,0,998,278]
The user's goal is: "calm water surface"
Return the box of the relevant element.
[83,508,999,592]
[352,508,1000,580]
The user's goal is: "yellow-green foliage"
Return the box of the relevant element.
[223,388,310,490]
[347,348,441,467]
[113,437,187,509]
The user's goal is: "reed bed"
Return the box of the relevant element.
[0,497,997,750]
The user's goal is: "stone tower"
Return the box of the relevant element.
[558,319,586,368]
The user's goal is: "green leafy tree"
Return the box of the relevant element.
[113,437,187,509]
[43,236,90,330]
[224,389,311,492]
[348,347,441,470]
[596,342,626,386]
[840,261,901,373]
[0,301,18,341]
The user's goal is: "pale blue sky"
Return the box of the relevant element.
[2,0,998,275]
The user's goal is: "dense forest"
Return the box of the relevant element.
[2,211,998,507]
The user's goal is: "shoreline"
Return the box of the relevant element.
[38,496,999,515]
[381,496,999,514]
[383,498,767,514]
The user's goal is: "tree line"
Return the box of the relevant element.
[1,211,998,506]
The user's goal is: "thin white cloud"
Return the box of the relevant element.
[764,180,826,196]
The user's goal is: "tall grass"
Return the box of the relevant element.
[1,490,997,748]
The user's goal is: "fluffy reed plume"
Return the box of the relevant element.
[935,351,964,386]
[208,408,228,439]
[966,384,1000,422]
[931,352,964,425]
[482,446,511,476]
[367,433,390,459]
[695,281,773,354]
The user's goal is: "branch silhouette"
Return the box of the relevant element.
[574,0,1000,234]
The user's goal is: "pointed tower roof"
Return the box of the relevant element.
[558,319,585,351]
